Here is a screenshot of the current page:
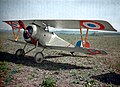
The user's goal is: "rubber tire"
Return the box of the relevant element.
[34,52,44,63]
[15,49,25,58]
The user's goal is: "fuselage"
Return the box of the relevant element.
[23,24,74,47]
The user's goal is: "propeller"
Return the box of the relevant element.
[18,20,37,45]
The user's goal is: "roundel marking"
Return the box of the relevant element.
[80,20,105,30]
[87,23,96,27]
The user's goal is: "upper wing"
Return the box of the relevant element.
[42,20,116,31]
[4,20,116,31]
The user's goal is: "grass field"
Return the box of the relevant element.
[0,31,120,87]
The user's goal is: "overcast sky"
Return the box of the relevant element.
[0,0,120,32]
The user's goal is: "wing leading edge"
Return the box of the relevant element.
[4,20,116,31]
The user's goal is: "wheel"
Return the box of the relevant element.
[34,52,44,63]
[15,49,25,58]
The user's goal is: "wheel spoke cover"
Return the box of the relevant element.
[15,49,25,58]
[34,52,44,63]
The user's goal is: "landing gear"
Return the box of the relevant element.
[34,47,46,63]
[15,41,46,63]
[34,52,44,63]
[15,49,25,58]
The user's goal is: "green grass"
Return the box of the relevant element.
[115,63,120,67]
[70,69,78,76]
[28,71,38,80]
[84,80,97,87]
[0,61,20,86]
[41,77,56,87]
[4,75,14,86]
[0,61,11,86]
[0,61,9,73]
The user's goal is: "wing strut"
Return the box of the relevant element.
[85,29,89,42]
[79,26,84,47]
[79,23,90,48]
[4,20,37,46]
[5,21,22,41]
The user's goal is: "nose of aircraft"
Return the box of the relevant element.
[23,26,33,39]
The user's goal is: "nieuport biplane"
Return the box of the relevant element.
[3,20,116,63]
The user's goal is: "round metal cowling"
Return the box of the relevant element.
[23,26,33,39]
[23,25,37,42]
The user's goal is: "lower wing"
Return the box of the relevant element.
[8,39,107,55]
[46,46,107,55]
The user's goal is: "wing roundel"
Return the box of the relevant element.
[80,20,105,30]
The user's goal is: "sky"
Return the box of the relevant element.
[0,0,120,32]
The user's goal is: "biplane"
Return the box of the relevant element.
[3,20,116,63]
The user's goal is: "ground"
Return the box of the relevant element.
[0,31,120,87]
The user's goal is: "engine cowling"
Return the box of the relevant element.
[23,25,37,43]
